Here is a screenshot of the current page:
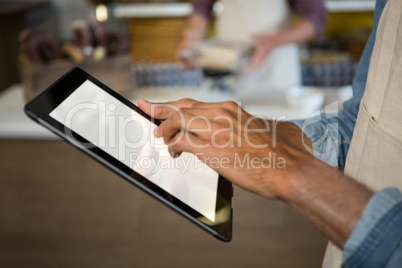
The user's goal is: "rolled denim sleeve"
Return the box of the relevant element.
[342,188,402,268]
[291,110,356,169]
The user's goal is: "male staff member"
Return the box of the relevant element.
[139,0,402,266]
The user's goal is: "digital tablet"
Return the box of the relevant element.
[24,67,232,242]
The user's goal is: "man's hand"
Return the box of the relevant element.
[138,98,311,200]
[138,98,374,248]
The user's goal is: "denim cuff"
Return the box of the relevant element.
[290,119,339,168]
[343,187,402,266]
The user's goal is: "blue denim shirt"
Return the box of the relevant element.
[292,0,402,266]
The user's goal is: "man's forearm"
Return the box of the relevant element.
[275,120,373,247]
[279,147,374,248]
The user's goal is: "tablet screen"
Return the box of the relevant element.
[49,80,219,222]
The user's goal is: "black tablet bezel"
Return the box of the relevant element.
[24,67,232,242]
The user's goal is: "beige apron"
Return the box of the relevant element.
[323,0,402,266]
[216,0,301,102]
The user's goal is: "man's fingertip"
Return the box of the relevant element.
[137,99,146,108]
[153,127,162,138]
[140,99,151,104]
[170,151,181,159]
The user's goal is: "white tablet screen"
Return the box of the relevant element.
[49,80,218,222]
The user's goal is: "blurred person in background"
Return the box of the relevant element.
[176,0,326,101]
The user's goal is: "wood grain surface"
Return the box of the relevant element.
[0,140,327,267]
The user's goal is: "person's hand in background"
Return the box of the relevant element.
[246,19,317,73]
[246,34,280,73]
[175,14,209,69]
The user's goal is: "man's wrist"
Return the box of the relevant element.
[275,152,317,202]
[259,120,315,200]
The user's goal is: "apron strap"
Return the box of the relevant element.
[363,0,402,120]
